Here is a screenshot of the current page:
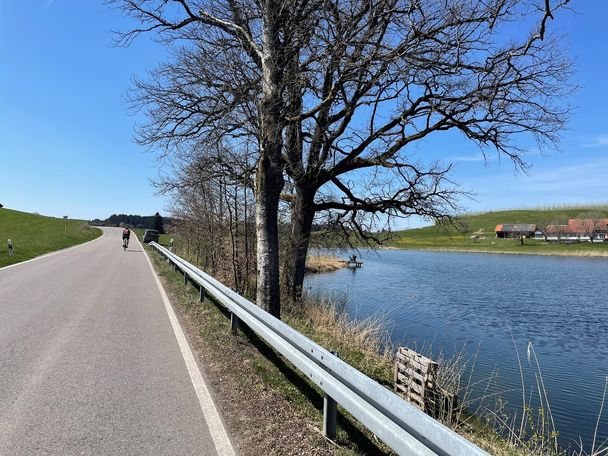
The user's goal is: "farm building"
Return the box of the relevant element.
[546,219,608,241]
[495,224,537,239]
[543,224,569,239]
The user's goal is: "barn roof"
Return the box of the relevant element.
[495,224,537,232]
[567,219,608,233]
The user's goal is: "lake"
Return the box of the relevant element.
[304,249,608,452]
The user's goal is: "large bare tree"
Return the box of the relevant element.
[281,0,573,298]
[113,0,306,316]
[113,0,573,313]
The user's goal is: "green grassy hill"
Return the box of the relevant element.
[0,208,101,267]
[391,205,608,256]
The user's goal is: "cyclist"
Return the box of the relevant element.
[122,227,131,249]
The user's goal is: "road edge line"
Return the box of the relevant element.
[140,237,237,456]
[0,228,105,271]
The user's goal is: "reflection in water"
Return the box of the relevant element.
[305,249,608,451]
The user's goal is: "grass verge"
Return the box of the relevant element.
[0,208,101,268]
[147,246,398,456]
[148,246,519,455]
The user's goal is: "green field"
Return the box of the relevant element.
[0,208,101,267]
[391,206,608,256]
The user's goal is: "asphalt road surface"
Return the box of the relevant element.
[0,228,235,456]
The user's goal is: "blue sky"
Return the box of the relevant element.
[1,1,607,225]
[0,0,168,220]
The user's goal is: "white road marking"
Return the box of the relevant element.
[0,229,105,271]
[139,236,237,456]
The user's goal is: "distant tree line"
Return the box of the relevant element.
[92,212,168,233]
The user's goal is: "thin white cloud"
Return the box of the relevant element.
[448,153,488,163]
[449,147,541,164]
[44,0,55,8]
[582,134,608,148]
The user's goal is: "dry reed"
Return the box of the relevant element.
[305,255,348,273]
[286,294,608,456]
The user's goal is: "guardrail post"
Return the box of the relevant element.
[184,271,188,285]
[323,394,337,439]
[230,312,239,334]
[199,285,206,302]
[323,350,340,439]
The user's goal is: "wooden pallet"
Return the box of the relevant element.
[394,347,456,419]
[394,347,438,412]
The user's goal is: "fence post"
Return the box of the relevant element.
[199,285,206,302]
[230,312,239,334]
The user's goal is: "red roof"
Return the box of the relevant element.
[567,219,608,233]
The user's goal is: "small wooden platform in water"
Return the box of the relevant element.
[346,260,363,268]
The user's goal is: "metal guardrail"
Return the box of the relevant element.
[150,242,489,456]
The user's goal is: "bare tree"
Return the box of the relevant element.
[166,152,257,292]
[112,0,573,313]
[536,213,556,242]
[548,215,569,244]
[281,0,573,298]
[576,212,606,242]
[112,0,308,316]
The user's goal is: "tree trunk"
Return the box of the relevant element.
[244,182,251,297]
[285,186,316,301]
[255,5,285,318]
[255,149,284,318]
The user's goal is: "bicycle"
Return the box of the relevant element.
[122,237,129,251]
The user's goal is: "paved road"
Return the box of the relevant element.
[0,228,234,455]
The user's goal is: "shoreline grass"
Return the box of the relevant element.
[305,255,348,273]
[388,243,608,258]
[292,295,608,456]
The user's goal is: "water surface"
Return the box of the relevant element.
[305,249,608,452]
